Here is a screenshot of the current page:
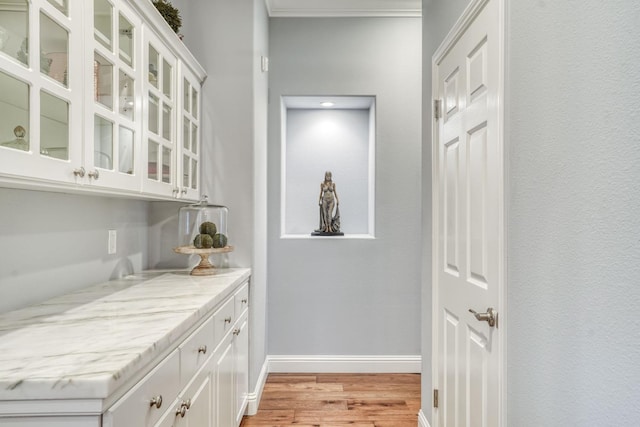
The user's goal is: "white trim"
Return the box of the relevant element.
[268,355,421,373]
[245,359,269,416]
[268,9,422,18]
[418,409,431,427]
[280,234,375,240]
[264,0,421,17]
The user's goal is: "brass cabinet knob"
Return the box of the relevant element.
[198,345,207,354]
[233,328,240,336]
[88,169,100,180]
[224,317,232,324]
[73,167,86,178]
[149,395,163,409]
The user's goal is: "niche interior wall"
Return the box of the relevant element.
[280,95,375,238]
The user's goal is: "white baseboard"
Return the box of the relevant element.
[267,355,422,373]
[418,409,431,427]
[245,358,269,416]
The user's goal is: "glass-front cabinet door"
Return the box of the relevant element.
[179,66,201,200]
[84,0,142,191]
[142,31,178,197]
[0,0,83,183]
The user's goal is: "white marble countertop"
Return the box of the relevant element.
[0,268,250,401]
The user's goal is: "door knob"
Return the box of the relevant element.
[468,307,497,327]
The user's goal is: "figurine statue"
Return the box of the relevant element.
[313,171,343,235]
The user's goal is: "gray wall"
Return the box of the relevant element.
[268,18,422,356]
[421,0,470,418]
[175,0,269,399]
[0,188,148,314]
[507,1,640,425]
[423,0,640,425]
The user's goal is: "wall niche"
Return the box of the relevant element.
[280,95,375,238]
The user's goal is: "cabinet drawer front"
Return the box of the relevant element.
[104,350,180,427]
[179,316,214,388]
[234,282,249,318]
[213,297,235,349]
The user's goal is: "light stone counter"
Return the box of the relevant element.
[0,268,250,402]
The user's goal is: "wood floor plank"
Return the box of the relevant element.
[241,372,421,427]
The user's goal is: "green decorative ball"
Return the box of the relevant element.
[212,233,227,248]
[193,233,213,248]
[199,221,217,237]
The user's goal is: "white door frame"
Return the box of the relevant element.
[430,0,507,425]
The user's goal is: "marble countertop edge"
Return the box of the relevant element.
[0,268,251,402]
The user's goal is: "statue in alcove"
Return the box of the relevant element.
[312,171,344,236]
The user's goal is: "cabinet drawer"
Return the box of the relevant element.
[179,316,214,389]
[103,350,180,427]
[213,297,234,349]
[234,282,249,317]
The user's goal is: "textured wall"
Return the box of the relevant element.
[268,17,422,356]
[0,188,148,314]
[507,1,640,425]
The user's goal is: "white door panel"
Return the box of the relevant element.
[433,0,504,426]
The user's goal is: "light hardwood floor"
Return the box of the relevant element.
[240,373,421,427]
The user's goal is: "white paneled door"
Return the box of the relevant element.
[432,0,504,426]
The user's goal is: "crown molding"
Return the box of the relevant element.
[265,0,422,18]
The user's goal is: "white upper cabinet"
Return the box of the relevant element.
[0,0,206,200]
[0,0,83,184]
[85,0,143,192]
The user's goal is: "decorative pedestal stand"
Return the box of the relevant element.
[173,245,234,276]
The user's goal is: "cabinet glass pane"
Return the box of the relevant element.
[118,126,134,174]
[148,93,158,134]
[162,59,171,98]
[162,146,171,183]
[183,155,189,187]
[94,0,112,50]
[119,70,134,120]
[191,123,197,154]
[0,71,29,152]
[183,117,190,149]
[118,13,133,66]
[148,45,158,87]
[162,102,171,140]
[192,87,198,119]
[191,159,197,189]
[148,139,158,180]
[94,52,113,109]
[40,12,68,87]
[47,0,67,15]
[40,91,68,160]
[94,115,113,170]
[0,1,28,65]
[183,79,190,114]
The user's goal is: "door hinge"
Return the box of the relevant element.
[434,99,442,120]
[433,389,439,408]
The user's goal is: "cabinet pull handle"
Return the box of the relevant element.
[241,298,248,304]
[172,188,179,195]
[224,317,232,324]
[88,169,100,180]
[181,188,188,195]
[183,399,192,410]
[176,404,187,418]
[149,395,163,409]
[73,167,86,178]
[198,345,207,354]
[233,328,240,336]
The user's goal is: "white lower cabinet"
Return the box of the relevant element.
[103,280,250,427]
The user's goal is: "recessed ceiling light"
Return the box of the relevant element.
[320,101,335,107]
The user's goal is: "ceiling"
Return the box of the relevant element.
[265,0,422,17]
